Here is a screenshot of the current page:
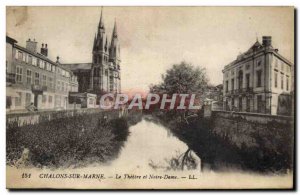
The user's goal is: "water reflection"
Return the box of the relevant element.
[109,118,201,172]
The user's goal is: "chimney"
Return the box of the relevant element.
[40,43,48,57]
[262,36,272,47]
[56,56,60,64]
[26,38,38,53]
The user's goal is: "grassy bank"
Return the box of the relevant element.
[7,111,142,168]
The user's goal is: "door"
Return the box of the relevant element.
[34,93,38,108]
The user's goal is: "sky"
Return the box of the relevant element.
[6,6,294,92]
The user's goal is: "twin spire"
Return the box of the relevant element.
[93,7,118,51]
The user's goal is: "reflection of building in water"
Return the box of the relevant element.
[222,36,294,115]
[62,8,121,101]
[6,36,78,112]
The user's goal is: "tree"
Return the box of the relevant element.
[150,62,209,120]
[150,61,209,97]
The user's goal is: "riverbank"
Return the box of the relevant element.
[6,110,142,169]
[149,111,293,174]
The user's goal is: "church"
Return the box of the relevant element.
[62,8,121,98]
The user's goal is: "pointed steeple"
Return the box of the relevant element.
[98,7,105,30]
[112,18,118,38]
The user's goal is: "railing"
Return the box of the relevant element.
[226,87,253,96]
[31,84,47,93]
[6,73,15,84]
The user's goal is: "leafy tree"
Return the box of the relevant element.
[150,61,209,95]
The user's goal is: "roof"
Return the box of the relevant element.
[6,36,17,44]
[223,39,293,71]
[14,44,72,73]
[61,63,92,71]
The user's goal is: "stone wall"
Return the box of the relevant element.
[211,111,294,148]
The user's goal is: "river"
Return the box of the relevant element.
[109,117,201,173]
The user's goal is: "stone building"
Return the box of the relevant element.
[222,36,293,115]
[6,36,78,112]
[62,9,121,100]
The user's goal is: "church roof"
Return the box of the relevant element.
[61,63,92,71]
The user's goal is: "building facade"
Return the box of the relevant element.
[222,36,293,115]
[6,36,78,112]
[62,9,121,98]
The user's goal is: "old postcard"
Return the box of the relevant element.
[6,6,294,189]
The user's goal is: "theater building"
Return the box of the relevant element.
[222,36,293,115]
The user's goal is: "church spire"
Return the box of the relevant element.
[98,7,105,30]
[113,18,118,38]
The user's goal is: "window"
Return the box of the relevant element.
[52,65,56,73]
[110,76,114,92]
[15,92,22,107]
[225,80,229,92]
[47,63,51,71]
[281,74,284,89]
[274,71,278,88]
[25,93,31,106]
[26,69,32,84]
[231,78,234,90]
[257,60,261,67]
[48,95,53,103]
[57,81,61,91]
[42,75,47,87]
[28,55,33,64]
[238,71,243,89]
[231,70,234,75]
[57,67,61,74]
[42,95,47,104]
[17,51,23,61]
[39,60,43,68]
[246,64,250,70]
[281,61,284,71]
[23,53,27,62]
[275,58,278,68]
[55,95,61,107]
[256,70,262,87]
[48,77,53,89]
[105,69,108,76]
[62,82,65,91]
[246,74,250,88]
[257,95,263,113]
[41,61,46,69]
[34,72,40,85]
[286,76,289,91]
[16,66,23,83]
[37,59,40,67]
[32,57,37,66]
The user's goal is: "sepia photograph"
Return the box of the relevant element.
[5,6,295,189]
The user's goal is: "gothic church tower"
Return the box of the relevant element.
[90,8,121,94]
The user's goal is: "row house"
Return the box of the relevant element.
[6,36,79,112]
